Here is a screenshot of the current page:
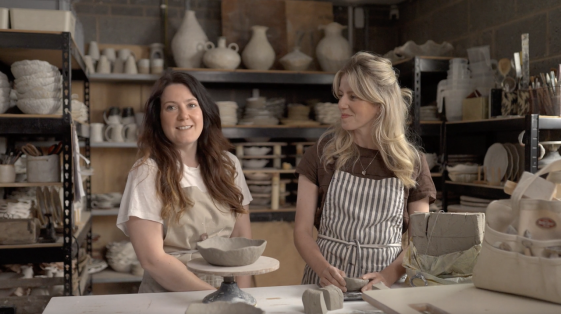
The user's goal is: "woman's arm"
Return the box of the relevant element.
[361,196,430,291]
[294,175,347,292]
[127,216,215,291]
[230,205,252,288]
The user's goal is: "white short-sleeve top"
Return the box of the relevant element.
[116,152,252,236]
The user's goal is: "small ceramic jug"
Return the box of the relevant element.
[202,36,241,70]
[105,124,125,143]
[122,123,138,142]
[103,107,122,125]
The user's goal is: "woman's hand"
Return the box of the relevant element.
[360,272,389,292]
[319,265,347,292]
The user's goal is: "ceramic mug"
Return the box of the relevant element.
[151,58,164,74]
[90,123,104,142]
[137,59,150,74]
[122,123,138,142]
[103,107,122,125]
[105,124,125,142]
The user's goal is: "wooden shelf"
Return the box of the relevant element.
[89,73,160,83]
[90,142,138,148]
[0,182,63,188]
[431,172,443,177]
[445,181,504,190]
[92,209,119,216]
[173,68,335,85]
[91,269,142,284]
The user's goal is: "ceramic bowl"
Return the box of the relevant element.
[344,277,369,291]
[249,185,272,194]
[186,302,264,314]
[108,258,132,273]
[245,172,272,181]
[17,98,61,114]
[242,159,268,169]
[448,172,477,183]
[251,197,271,206]
[196,237,267,266]
[244,146,271,156]
[18,88,61,100]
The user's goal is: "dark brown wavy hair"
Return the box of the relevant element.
[135,70,245,225]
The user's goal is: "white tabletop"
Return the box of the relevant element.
[43,284,380,314]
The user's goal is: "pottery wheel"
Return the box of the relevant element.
[186,256,279,305]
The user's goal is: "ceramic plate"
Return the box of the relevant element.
[504,143,519,181]
[503,143,513,181]
[483,143,508,183]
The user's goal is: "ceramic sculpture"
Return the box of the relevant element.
[280,46,312,71]
[383,40,454,63]
[316,22,351,72]
[171,10,208,68]
[242,26,275,70]
[203,36,241,70]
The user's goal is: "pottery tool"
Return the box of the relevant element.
[22,143,42,157]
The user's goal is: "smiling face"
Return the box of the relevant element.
[160,83,203,151]
[337,74,380,135]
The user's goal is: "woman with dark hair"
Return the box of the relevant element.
[116,71,253,293]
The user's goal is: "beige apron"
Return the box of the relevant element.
[138,186,236,293]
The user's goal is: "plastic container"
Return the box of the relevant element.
[10,8,75,38]
[27,155,60,183]
[0,8,8,29]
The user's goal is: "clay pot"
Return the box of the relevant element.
[242,26,275,71]
[171,10,208,68]
[344,277,369,291]
[316,22,352,72]
[280,46,312,71]
[203,36,241,70]
[196,237,266,266]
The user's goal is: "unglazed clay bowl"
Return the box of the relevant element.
[344,277,369,291]
[186,301,264,314]
[196,237,267,267]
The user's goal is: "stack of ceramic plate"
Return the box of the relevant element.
[483,142,524,183]
[239,97,278,125]
[281,103,319,125]
[12,60,62,114]
[216,101,238,125]
[447,154,480,166]
[446,163,479,183]
[0,71,11,114]
[314,102,339,125]
[448,196,494,213]
[265,98,286,119]
[420,105,439,121]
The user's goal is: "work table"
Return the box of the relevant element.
[43,284,382,314]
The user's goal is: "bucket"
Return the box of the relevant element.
[27,155,60,182]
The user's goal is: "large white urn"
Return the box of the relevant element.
[316,22,352,72]
[171,10,208,68]
[242,25,275,71]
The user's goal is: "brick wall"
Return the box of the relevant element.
[398,0,561,74]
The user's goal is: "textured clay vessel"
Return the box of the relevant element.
[280,46,312,71]
[316,22,351,72]
[196,237,266,266]
[203,36,241,70]
[171,10,208,68]
[186,301,264,314]
[344,277,369,291]
[242,25,276,71]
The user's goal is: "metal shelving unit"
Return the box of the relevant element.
[0,30,91,299]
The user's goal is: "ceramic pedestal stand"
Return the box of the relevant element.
[186,256,279,306]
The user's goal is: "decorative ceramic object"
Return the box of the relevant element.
[242,25,275,71]
[196,237,267,266]
[280,46,312,71]
[203,36,241,70]
[344,277,369,291]
[383,40,454,63]
[171,10,208,68]
[186,301,264,314]
[316,22,351,72]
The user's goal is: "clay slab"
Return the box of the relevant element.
[302,289,327,314]
[319,285,343,310]
[196,237,266,267]
[185,301,264,314]
[344,277,369,292]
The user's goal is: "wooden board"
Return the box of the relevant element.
[362,283,561,314]
[285,0,333,71]
[222,0,287,70]
[186,256,279,277]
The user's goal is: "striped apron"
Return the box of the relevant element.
[302,170,404,284]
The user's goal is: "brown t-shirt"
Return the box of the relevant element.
[295,139,436,233]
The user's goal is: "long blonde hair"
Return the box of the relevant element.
[318,52,420,188]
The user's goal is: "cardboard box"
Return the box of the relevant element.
[0,218,39,245]
[462,97,489,121]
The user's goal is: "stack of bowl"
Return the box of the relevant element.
[264,98,285,119]
[437,58,473,121]
[314,102,339,125]
[105,241,138,273]
[240,97,278,125]
[420,105,439,121]
[12,60,62,114]
[216,101,238,126]
[0,71,11,114]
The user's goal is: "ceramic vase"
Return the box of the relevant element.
[171,10,208,68]
[242,25,275,71]
[316,22,351,72]
[203,36,241,70]
[280,46,312,71]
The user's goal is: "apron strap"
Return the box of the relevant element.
[318,234,401,248]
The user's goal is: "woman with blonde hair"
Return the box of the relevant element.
[117,71,253,293]
[294,52,435,292]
